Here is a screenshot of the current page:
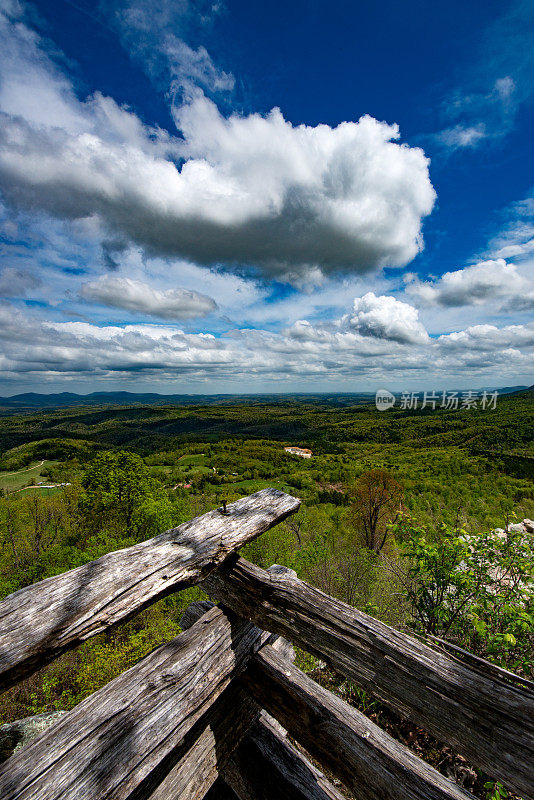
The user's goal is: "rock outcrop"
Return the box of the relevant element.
[0,711,66,763]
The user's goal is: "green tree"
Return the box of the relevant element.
[81,451,171,537]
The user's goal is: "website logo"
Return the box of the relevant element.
[375,389,396,411]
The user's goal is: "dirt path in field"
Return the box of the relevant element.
[15,483,70,493]
[3,460,45,476]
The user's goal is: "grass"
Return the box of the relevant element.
[149,454,217,483]
[15,486,63,497]
[177,454,208,466]
[0,460,58,493]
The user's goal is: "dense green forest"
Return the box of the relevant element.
[0,391,532,798]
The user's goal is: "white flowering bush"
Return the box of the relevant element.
[393,517,533,675]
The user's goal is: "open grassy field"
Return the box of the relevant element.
[15,485,63,497]
[0,460,58,493]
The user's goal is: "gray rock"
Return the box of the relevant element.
[266,564,298,579]
[507,522,526,533]
[0,711,66,762]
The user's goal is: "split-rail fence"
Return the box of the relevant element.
[0,488,532,800]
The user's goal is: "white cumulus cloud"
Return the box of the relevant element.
[79,275,217,319]
[406,258,534,312]
[0,301,532,389]
[438,322,534,351]
[0,6,436,284]
[343,292,429,344]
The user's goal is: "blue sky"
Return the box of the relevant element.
[0,0,533,393]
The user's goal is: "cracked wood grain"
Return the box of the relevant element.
[201,555,534,799]
[244,645,477,800]
[0,489,300,692]
[0,605,263,800]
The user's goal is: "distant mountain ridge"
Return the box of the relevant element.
[0,391,375,410]
[507,384,534,396]
[0,386,530,411]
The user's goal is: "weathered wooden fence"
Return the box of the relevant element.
[0,488,532,800]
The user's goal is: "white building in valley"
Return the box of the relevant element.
[284,446,312,458]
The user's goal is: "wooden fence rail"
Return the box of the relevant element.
[0,603,296,800]
[213,713,347,800]
[183,599,476,800]
[245,644,476,800]
[0,488,299,691]
[201,553,534,799]
[0,605,262,800]
[0,489,532,800]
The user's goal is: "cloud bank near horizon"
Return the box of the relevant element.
[0,297,532,390]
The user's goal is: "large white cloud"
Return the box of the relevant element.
[0,6,436,284]
[405,258,534,317]
[438,322,534,351]
[406,259,531,307]
[343,292,429,344]
[79,275,217,320]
